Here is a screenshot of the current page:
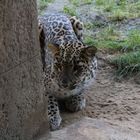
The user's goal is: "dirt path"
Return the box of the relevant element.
[43,0,140,135]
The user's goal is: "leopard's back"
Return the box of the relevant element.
[39,13,78,47]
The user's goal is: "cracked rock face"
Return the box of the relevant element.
[46,117,140,140]
[0,1,49,139]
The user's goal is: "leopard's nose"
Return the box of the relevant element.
[62,79,68,88]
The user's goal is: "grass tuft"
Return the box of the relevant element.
[95,0,140,21]
[84,26,123,51]
[111,51,140,77]
[85,27,140,77]
[38,0,54,14]
[63,6,77,16]
[69,0,92,6]
[110,29,140,77]
[124,30,140,51]
[109,9,129,21]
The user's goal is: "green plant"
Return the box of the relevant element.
[85,22,95,29]
[69,0,92,6]
[39,0,48,10]
[124,30,140,51]
[69,0,80,6]
[95,0,105,5]
[82,0,92,5]
[109,9,129,21]
[63,6,77,16]
[111,51,140,77]
[84,26,124,50]
[38,0,54,13]
[84,36,97,46]
[107,29,140,77]
[95,0,140,20]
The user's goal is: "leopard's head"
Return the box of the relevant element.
[48,41,97,90]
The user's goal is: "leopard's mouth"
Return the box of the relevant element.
[57,81,77,90]
[69,84,76,90]
[54,86,83,99]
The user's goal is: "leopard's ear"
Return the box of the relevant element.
[81,46,97,58]
[48,43,60,55]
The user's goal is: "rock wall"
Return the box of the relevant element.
[0,1,49,140]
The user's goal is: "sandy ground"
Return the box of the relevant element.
[62,54,140,134]
[41,0,140,135]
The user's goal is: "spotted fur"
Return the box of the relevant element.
[69,16,84,41]
[38,13,97,130]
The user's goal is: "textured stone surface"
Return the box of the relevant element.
[45,117,140,140]
[0,1,49,140]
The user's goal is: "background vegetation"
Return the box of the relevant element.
[38,0,54,14]
[38,0,140,78]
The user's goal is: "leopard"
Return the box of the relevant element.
[38,13,97,131]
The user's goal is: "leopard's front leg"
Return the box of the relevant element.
[65,94,86,112]
[48,95,62,131]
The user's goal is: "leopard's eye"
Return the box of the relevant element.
[74,64,83,73]
[73,65,78,71]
